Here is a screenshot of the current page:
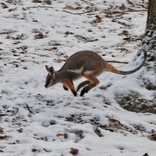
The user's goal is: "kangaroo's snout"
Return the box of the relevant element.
[45,83,49,88]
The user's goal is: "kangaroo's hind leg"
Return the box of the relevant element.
[80,72,99,96]
[77,80,90,91]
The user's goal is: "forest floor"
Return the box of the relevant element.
[1,0,156,156]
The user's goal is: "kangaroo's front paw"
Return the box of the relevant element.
[73,91,78,97]
[63,85,68,91]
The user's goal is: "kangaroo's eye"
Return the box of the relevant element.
[46,75,52,83]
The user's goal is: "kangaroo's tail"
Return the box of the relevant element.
[105,51,147,75]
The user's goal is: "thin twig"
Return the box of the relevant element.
[0,30,17,35]
[63,10,92,15]
[26,104,34,114]
[94,126,103,137]
[105,9,147,15]
[26,6,54,9]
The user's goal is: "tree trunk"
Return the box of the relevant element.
[144,0,156,69]
[147,0,156,28]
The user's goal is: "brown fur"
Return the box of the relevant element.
[45,50,146,96]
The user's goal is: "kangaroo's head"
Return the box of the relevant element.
[45,65,56,88]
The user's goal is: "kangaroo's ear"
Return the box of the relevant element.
[49,66,55,74]
[45,65,55,76]
[45,65,50,72]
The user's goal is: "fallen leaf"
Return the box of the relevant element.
[44,0,52,5]
[95,15,102,23]
[64,5,82,10]
[119,3,126,10]
[34,33,45,39]
[56,133,64,137]
[70,148,79,155]
[150,134,156,141]
[0,127,3,133]
[64,5,73,10]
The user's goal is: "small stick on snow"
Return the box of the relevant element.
[26,104,34,114]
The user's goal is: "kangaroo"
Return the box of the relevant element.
[45,50,146,96]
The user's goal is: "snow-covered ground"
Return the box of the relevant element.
[1,0,156,156]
